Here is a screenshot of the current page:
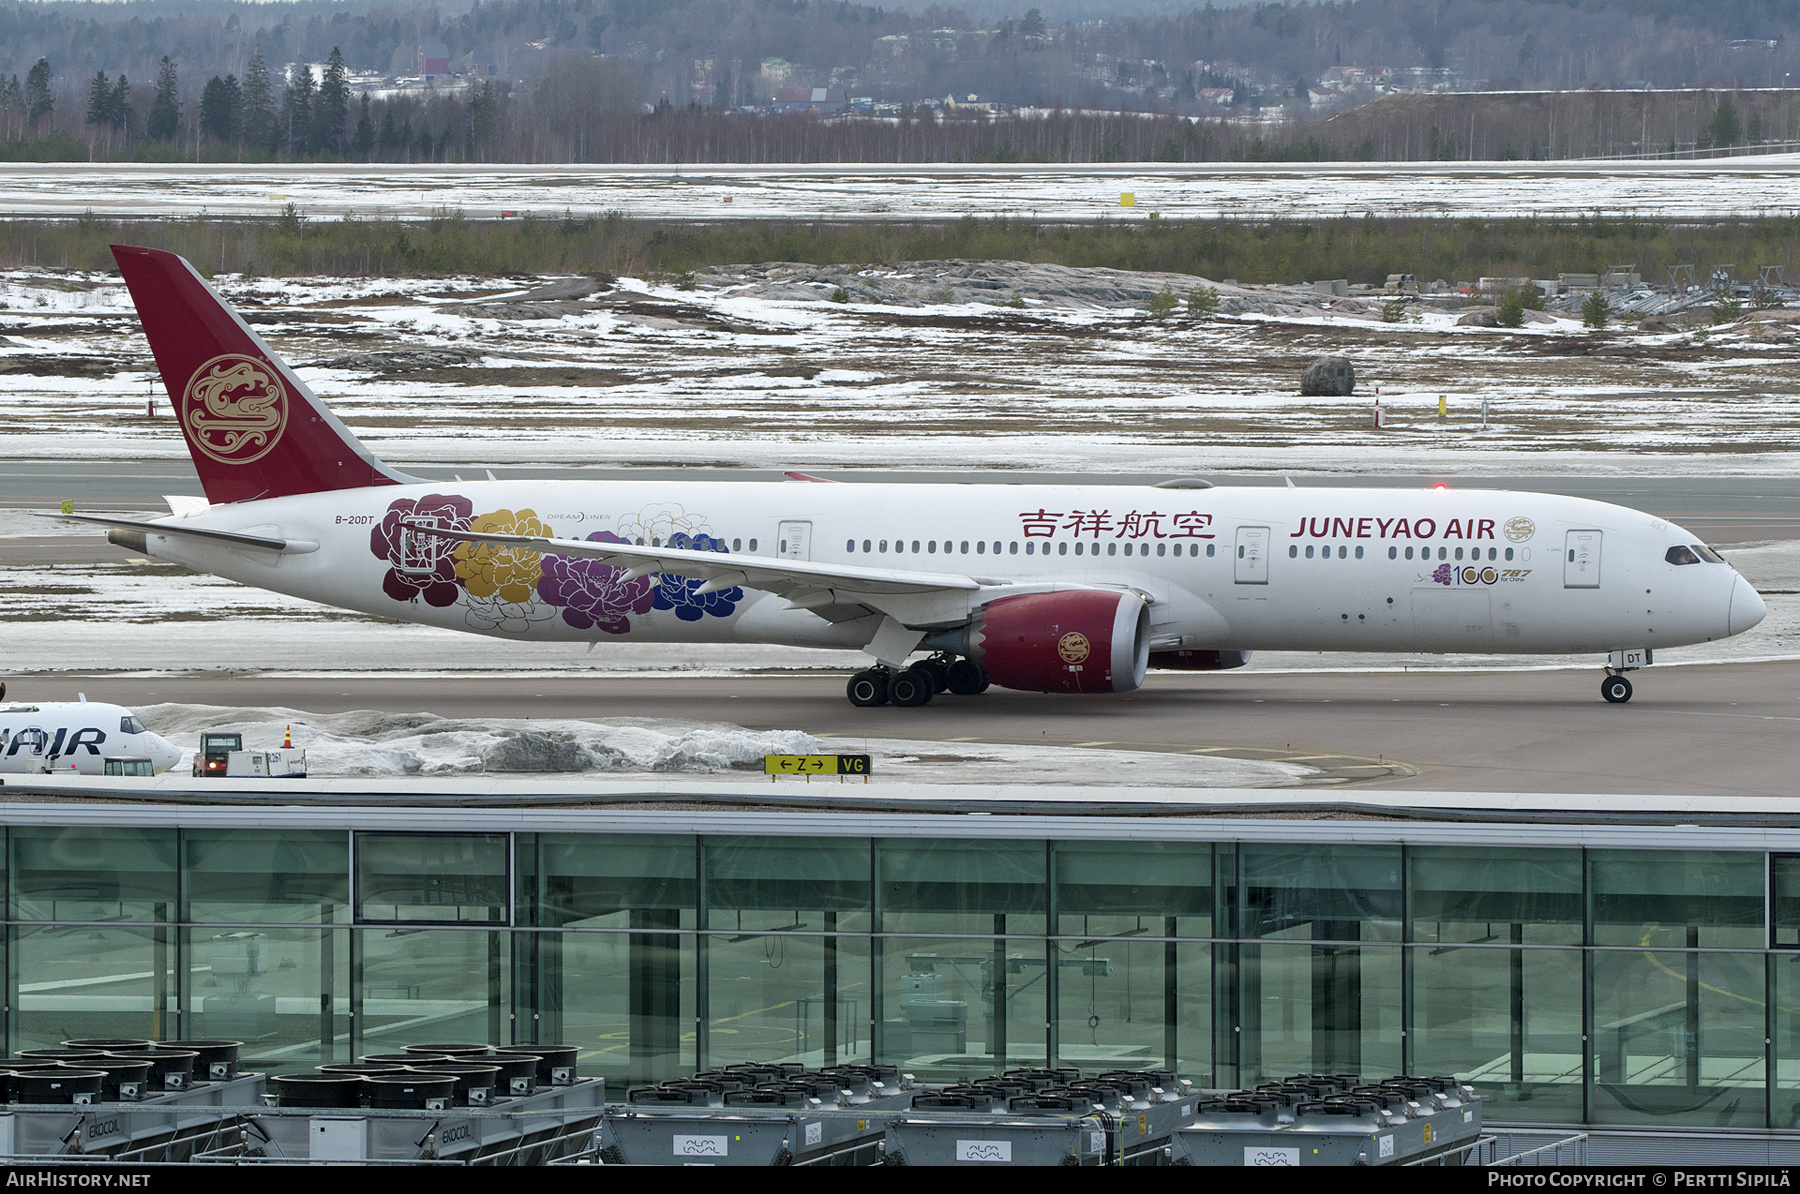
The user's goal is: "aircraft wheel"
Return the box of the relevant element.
[889,667,935,707]
[946,659,986,696]
[914,658,950,694]
[847,670,890,707]
[1601,674,1633,704]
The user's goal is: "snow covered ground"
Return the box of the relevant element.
[4,262,1800,478]
[3,160,1800,222]
[134,702,1316,787]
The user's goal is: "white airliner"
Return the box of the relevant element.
[64,246,1767,708]
[0,689,182,775]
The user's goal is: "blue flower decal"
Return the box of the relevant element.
[653,532,744,621]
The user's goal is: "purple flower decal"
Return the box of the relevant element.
[1431,563,1454,586]
[536,531,655,633]
[372,493,473,607]
[652,532,743,621]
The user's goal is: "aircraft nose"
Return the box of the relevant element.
[1730,574,1768,637]
[150,734,182,773]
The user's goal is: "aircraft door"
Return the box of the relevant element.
[778,521,813,561]
[1564,530,1602,588]
[1234,526,1270,584]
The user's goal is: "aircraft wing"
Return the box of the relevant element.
[40,512,298,552]
[413,524,984,600]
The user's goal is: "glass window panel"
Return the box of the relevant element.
[1409,945,1583,1120]
[355,833,508,925]
[703,931,871,1071]
[534,930,695,1088]
[185,928,349,1073]
[1589,948,1765,1128]
[522,834,695,930]
[1771,856,1800,947]
[702,836,870,932]
[1239,845,1401,941]
[10,924,176,1051]
[1054,841,1211,938]
[1409,846,1582,946]
[1238,942,1401,1084]
[875,936,1048,1081]
[1590,850,1764,949]
[10,827,176,922]
[184,829,349,924]
[357,927,511,1051]
[1055,934,1208,1077]
[877,840,1045,936]
[1770,952,1800,1128]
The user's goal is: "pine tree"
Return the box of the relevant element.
[240,49,274,155]
[353,92,374,159]
[1709,98,1742,150]
[86,72,111,128]
[200,75,241,145]
[24,58,53,126]
[315,47,350,156]
[283,63,315,155]
[0,76,22,141]
[109,75,132,134]
[147,56,180,142]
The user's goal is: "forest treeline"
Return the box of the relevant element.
[5,210,1796,287]
[3,0,1800,164]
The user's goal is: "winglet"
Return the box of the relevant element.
[110,245,415,504]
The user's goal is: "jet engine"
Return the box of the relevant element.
[963,590,1150,694]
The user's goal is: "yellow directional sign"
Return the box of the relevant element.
[764,754,872,776]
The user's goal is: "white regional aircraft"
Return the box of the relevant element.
[0,687,182,775]
[65,245,1767,709]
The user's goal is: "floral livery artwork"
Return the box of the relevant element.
[451,508,559,633]
[652,532,743,621]
[537,531,655,634]
[370,493,473,607]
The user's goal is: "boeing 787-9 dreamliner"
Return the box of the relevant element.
[63,246,1767,709]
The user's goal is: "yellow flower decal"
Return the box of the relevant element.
[453,509,548,603]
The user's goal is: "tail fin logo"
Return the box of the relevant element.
[182,354,289,465]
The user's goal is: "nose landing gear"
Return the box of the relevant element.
[1600,647,1648,704]
[1601,673,1633,703]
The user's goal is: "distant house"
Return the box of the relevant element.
[1197,87,1234,106]
[946,93,1000,112]
[418,42,450,79]
[461,51,497,78]
[772,87,847,112]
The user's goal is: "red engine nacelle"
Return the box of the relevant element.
[969,590,1150,694]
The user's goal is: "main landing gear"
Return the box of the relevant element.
[846,654,989,708]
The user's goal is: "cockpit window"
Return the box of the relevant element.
[1665,545,1701,566]
[120,716,145,734]
[1693,544,1725,564]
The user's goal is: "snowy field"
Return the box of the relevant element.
[133,702,1316,786]
[3,160,1800,222]
[4,261,1800,478]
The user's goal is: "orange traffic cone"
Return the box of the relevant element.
[282,725,293,749]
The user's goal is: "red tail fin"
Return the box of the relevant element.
[111,245,413,504]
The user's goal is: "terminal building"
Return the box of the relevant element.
[2,788,1797,1143]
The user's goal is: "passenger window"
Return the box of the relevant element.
[912,540,920,553]
[1059,542,1068,556]
[1026,542,1035,555]
[1504,548,1513,561]
[1355,546,1364,559]
[1388,546,1397,559]
[961,541,970,554]
[846,539,855,552]
[1075,542,1085,556]
[748,539,757,552]
[976,541,985,554]
[1010,542,1019,555]
[1289,545,1298,558]
[1108,543,1118,556]
[1202,544,1210,557]
[1665,545,1701,566]
[1157,543,1166,557]
[1454,547,1463,561]
[879,540,888,552]
[862,540,871,553]
[732,538,742,551]
[1339,546,1348,559]
[1438,547,1447,560]
[1305,545,1314,558]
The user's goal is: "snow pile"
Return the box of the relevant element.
[138,703,820,777]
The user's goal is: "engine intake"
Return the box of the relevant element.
[968,590,1150,694]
